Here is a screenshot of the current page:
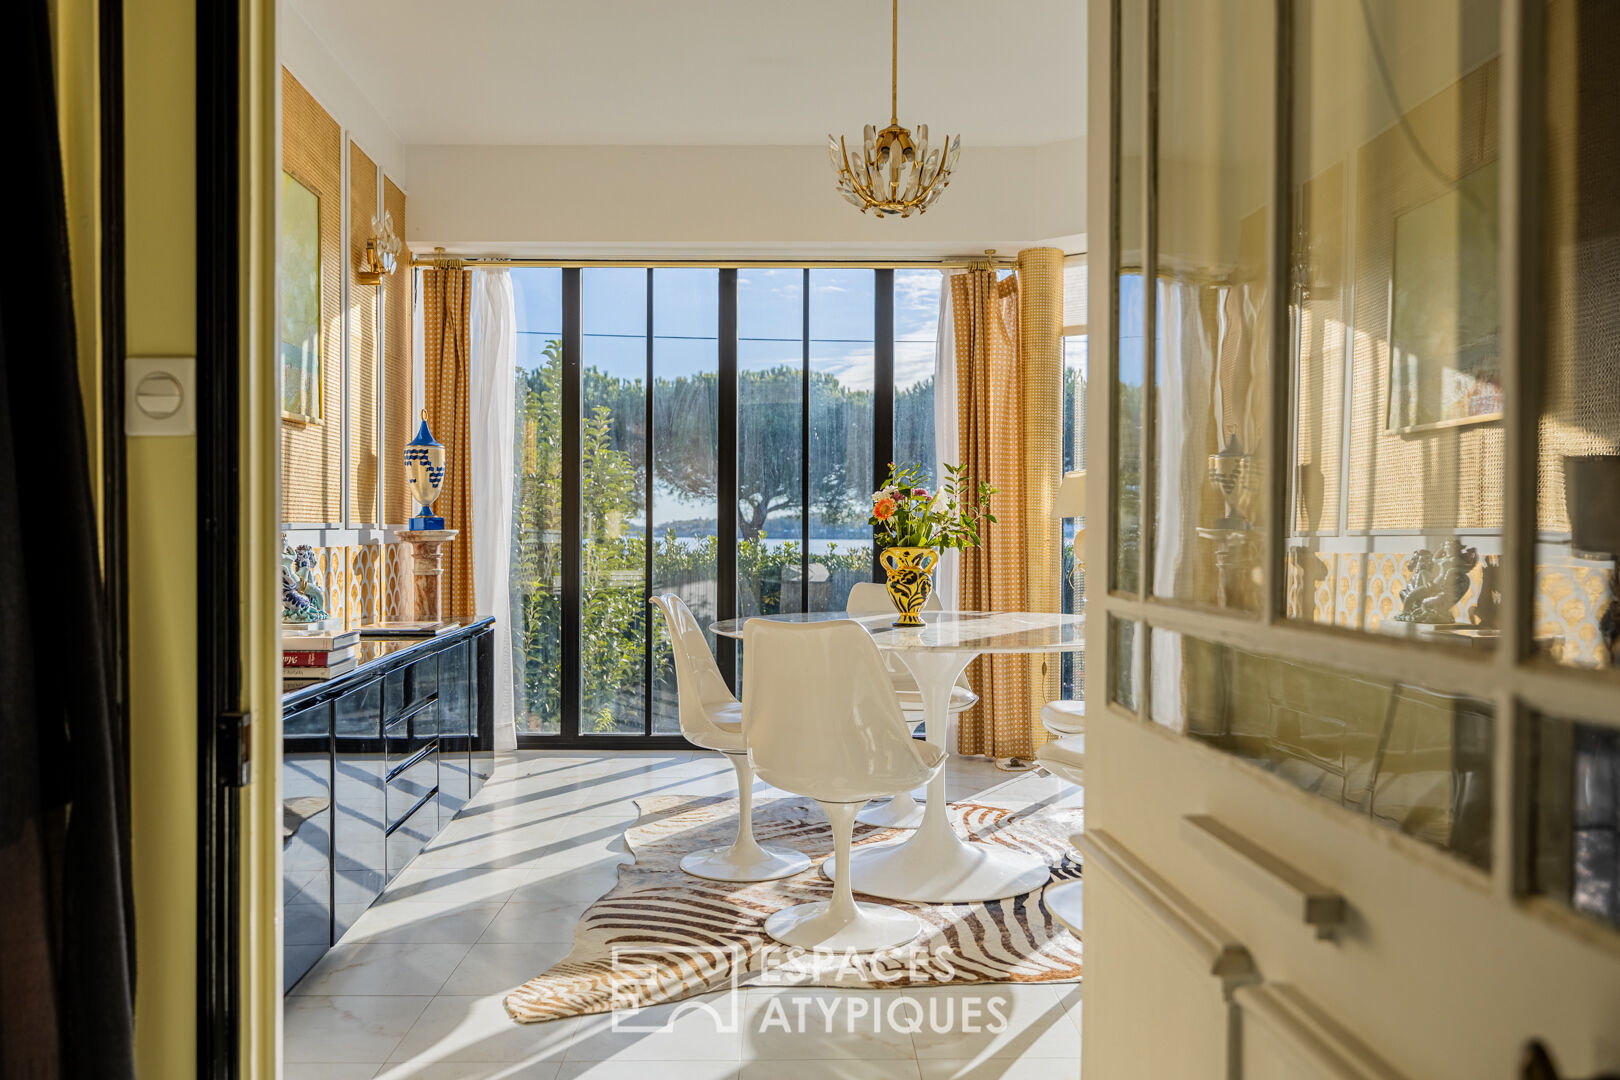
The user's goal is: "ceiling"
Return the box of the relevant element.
[287,0,1086,147]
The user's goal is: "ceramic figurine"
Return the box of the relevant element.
[281,539,332,623]
[405,410,447,530]
[1394,538,1479,623]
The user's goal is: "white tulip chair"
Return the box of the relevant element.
[650,595,811,882]
[844,581,977,829]
[743,618,946,951]
[1036,699,1085,787]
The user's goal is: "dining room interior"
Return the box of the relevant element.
[271,2,1089,1077]
[22,0,1620,1076]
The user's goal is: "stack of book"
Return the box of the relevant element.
[282,628,362,681]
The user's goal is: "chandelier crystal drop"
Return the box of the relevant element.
[828,0,960,218]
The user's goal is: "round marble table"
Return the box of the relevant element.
[710,609,1085,903]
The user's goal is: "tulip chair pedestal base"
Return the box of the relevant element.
[763,802,923,952]
[854,790,925,830]
[764,898,923,952]
[680,751,812,883]
[826,649,1052,903]
[681,846,810,883]
[1044,878,1083,937]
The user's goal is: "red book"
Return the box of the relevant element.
[283,648,355,668]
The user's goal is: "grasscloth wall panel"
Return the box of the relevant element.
[383,177,412,524]
[349,141,379,525]
[281,69,342,522]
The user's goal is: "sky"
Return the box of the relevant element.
[508,266,942,390]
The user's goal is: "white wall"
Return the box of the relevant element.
[278,3,408,186]
[405,136,1084,259]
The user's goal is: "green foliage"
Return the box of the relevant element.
[869,461,997,551]
[511,341,885,734]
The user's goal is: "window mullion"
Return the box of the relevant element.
[800,268,811,612]
[717,269,739,688]
[873,270,895,581]
[560,268,582,740]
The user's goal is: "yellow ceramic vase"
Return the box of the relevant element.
[880,546,939,627]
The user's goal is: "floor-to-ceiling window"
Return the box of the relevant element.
[1062,257,1088,698]
[512,265,939,743]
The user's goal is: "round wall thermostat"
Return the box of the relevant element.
[135,371,186,419]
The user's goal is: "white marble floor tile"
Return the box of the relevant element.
[377,865,541,908]
[906,986,1080,1062]
[383,994,584,1065]
[563,991,747,1062]
[917,1059,1080,1080]
[284,996,432,1063]
[558,1060,741,1080]
[293,943,474,998]
[738,1060,921,1080]
[374,1064,559,1080]
[480,899,592,944]
[341,902,503,945]
[283,1064,383,1080]
[739,989,918,1061]
[440,941,576,996]
[506,862,626,905]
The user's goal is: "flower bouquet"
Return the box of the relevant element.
[868,462,996,626]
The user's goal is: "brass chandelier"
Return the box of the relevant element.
[828,0,961,218]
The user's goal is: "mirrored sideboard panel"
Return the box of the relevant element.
[280,619,495,991]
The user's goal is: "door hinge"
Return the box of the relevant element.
[218,710,251,788]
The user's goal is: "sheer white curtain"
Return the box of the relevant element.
[471,269,517,751]
[933,269,961,610]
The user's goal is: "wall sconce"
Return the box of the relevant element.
[357,208,401,285]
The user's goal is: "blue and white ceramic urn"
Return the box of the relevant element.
[405,410,447,530]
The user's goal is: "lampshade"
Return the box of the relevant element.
[1053,470,1087,519]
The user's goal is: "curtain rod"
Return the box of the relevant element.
[408,252,1030,271]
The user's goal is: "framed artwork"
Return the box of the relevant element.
[280,170,323,422]
[1385,161,1503,433]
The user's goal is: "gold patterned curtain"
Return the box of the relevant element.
[953,268,1048,760]
[422,266,476,619]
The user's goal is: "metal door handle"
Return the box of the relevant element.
[1522,1041,1620,1080]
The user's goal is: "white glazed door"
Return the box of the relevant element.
[1082,1,1620,1078]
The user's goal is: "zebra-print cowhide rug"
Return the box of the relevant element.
[504,793,1083,1024]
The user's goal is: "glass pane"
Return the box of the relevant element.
[893,269,941,487]
[651,269,720,735]
[1286,1,1502,644]
[738,267,805,637]
[1113,0,1145,597]
[1150,626,1494,870]
[808,269,874,613]
[1534,4,1620,671]
[1062,331,1088,698]
[510,268,564,735]
[1531,715,1620,932]
[1152,0,1273,613]
[581,267,648,735]
[1109,616,1141,712]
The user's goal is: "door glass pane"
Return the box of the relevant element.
[1530,714,1620,932]
[1150,626,1494,870]
[1286,1,1502,644]
[808,269,874,613]
[1109,615,1142,712]
[510,268,564,735]
[893,269,941,487]
[581,268,648,735]
[1535,4,1620,672]
[1152,0,1273,614]
[651,269,720,734]
[1114,0,1146,597]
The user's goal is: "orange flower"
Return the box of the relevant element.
[873,497,897,521]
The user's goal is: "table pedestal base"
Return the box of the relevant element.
[824,648,1052,903]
